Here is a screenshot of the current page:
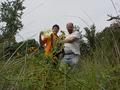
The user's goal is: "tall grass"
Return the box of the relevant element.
[0,45,120,90]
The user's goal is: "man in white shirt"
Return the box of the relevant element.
[63,23,81,66]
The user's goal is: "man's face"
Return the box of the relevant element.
[66,23,74,34]
[53,27,59,34]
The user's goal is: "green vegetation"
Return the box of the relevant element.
[0,0,25,42]
[0,0,120,90]
[0,22,120,90]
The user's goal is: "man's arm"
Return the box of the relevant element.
[64,36,77,43]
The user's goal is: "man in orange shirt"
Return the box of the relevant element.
[39,24,60,56]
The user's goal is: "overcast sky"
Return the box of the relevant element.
[1,0,120,42]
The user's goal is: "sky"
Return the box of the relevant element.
[1,0,120,42]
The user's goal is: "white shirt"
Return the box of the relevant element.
[64,31,81,55]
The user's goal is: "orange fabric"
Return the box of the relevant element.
[52,32,59,39]
[51,32,59,47]
[41,32,59,56]
[42,37,52,56]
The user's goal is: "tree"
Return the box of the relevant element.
[0,33,3,42]
[95,22,120,65]
[79,38,90,56]
[84,25,96,50]
[0,0,25,42]
[107,15,120,21]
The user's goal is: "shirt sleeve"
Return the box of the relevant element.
[72,31,80,39]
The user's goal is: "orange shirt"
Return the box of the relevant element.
[51,32,59,47]
[42,32,59,56]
